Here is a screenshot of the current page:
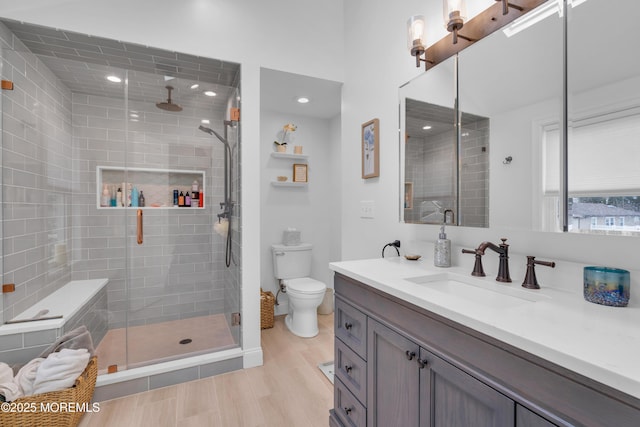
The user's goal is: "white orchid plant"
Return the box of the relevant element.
[274,123,297,146]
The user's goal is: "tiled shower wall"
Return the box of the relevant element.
[0,21,74,321]
[404,118,489,227]
[71,93,229,329]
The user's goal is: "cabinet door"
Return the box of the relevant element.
[419,348,514,427]
[367,319,420,427]
[516,405,557,427]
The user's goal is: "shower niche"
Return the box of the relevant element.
[97,166,206,209]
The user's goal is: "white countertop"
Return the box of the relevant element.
[330,257,640,400]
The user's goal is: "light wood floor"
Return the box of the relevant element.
[79,313,335,427]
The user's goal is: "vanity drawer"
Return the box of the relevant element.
[335,337,367,405]
[335,298,367,359]
[335,377,367,427]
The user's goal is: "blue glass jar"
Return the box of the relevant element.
[583,266,630,307]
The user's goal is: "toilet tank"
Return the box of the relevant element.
[272,243,312,279]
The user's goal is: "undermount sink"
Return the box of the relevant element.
[405,272,550,309]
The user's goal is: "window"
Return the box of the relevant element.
[619,217,625,227]
[605,217,615,227]
[590,217,597,228]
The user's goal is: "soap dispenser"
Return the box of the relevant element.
[434,225,451,268]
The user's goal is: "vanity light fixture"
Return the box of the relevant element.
[496,0,524,16]
[443,0,473,45]
[407,15,432,69]
[407,0,546,71]
[106,75,121,83]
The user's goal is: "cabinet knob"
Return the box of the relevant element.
[344,365,353,373]
[405,350,416,361]
[344,406,353,415]
[417,358,428,369]
[344,322,353,330]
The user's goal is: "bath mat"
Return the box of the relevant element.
[318,361,334,384]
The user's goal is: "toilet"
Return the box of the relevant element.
[271,243,327,338]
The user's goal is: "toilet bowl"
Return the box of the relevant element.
[271,243,327,338]
[283,277,326,338]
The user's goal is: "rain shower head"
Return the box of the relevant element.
[156,86,183,112]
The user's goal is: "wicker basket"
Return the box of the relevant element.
[0,356,98,427]
[260,289,275,329]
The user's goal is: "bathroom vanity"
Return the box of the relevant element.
[328,259,640,427]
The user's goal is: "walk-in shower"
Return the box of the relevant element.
[0,19,242,397]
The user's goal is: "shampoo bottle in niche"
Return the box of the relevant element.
[131,187,139,207]
[100,184,110,207]
[434,225,451,268]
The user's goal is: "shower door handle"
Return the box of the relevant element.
[137,209,143,245]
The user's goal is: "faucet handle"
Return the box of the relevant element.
[522,256,556,289]
[462,248,486,277]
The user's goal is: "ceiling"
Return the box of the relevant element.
[2,19,240,114]
[260,68,342,120]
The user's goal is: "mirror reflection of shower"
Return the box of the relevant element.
[198,121,238,267]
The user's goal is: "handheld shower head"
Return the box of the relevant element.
[198,125,227,145]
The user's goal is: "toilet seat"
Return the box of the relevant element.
[284,277,326,294]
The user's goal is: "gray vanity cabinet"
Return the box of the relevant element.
[516,405,557,427]
[330,272,640,427]
[420,347,514,427]
[367,319,420,427]
[367,318,514,427]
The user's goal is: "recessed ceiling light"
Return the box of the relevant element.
[130,113,139,118]
[297,97,310,104]
[204,91,217,97]
[422,125,432,130]
[106,75,121,83]
[190,84,200,90]
[201,119,210,125]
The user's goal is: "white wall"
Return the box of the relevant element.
[260,110,339,315]
[0,0,345,368]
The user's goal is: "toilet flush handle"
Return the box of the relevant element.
[274,251,285,256]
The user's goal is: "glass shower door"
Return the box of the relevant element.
[122,72,241,369]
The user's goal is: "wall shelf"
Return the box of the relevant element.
[270,152,308,161]
[271,181,308,188]
[97,166,206,209]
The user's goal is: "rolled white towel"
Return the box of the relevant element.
[0,381,22,402]
[15,358,44,397]
[0,363,13,384]
[32,348,90,395]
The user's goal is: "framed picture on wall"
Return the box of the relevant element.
[362,118,380,179]
[293,163,308,183]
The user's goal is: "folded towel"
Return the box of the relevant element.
[0,363,13,384]
[0,381,22,402]
[14,358,44,397]
[39,325,95,358]
[32,348,90,395]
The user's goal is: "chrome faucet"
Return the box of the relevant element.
[463,238,511,282]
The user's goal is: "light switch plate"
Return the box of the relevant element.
[360,200,375,218]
